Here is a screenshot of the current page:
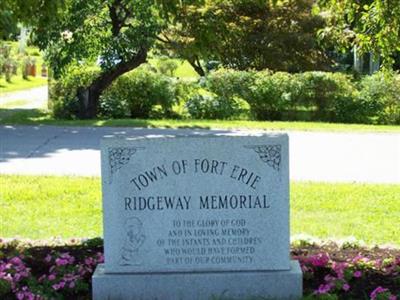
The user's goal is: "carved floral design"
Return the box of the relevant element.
[108,147,141,183]
[245,144,282,171]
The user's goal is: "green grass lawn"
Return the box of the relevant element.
[173,60,199,78]
[148,58,199,78]
[0,108,399,132]
[0,76,47,93]
[0,41,47,93]
[0,99,33,109]
[1,175,399,246]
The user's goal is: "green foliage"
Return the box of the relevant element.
[155,57,179,76]
[49,65,101,119]
[0,10,19,40]
[30,0,162,79]
[296,72,357,122]
[159,0,330,73]
[99,66,176,118]
[0,0,20,40]
[203,69,359,122]
[185,94,245,120]
[183,68,253,119]
[0,278,11,297]
[247,71,301,120]
[175,79,199,103]
[205,68,255,100]
[357,72,400,125]
[318,0,400,68]
[0,43,17,83]
[201,69,399,124]
[47,62,400,125]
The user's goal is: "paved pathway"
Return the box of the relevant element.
[0,86,48,109]
[1,125,399,183]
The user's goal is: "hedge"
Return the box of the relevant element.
[49,65,101,119]
[49,65,400,125]
[99,65,176,119]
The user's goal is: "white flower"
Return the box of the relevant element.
[61,30,74,43]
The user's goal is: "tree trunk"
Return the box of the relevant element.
[188,57,205,77]
[77,47,148,119]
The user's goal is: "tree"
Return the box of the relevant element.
[317,0,400,68]
[156,0,330,75]
[9,0,212,119]
[23,0,162,118]
[0,0,20,40]
[0,12,19,40]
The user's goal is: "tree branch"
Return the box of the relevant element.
[91,47,148,92]
[108,0,132,36]
[156,36,170,44]
[108,2,121,36]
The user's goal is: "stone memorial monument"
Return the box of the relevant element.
[92,132,302,299]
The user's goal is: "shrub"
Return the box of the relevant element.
[247,71,300,120]
[155,57,179,76]
[205,68,255,101]
[99,66,176,118]
[175,79,200,103]
[0,44,17,83]
[173,79,201,118]
[357,72,400,125]
[188,68,253,119]
[49,65,100,119]
[296,72,357,122]
[185,93,246,119]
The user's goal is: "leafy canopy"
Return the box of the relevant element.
[318,0,400,67]
[28,0,163,78]
[157,0,330,72]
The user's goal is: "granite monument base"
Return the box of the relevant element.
[92,260,302,300]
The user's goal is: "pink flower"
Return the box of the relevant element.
[324,274,335,283]
[389,296,397,300]
[60,252,74,263]
[370,286,388,300]
[96,252,104,263]
[15,286,37,300]
[354,270,362,278]
[343,283,350,291]
[85,257,94,266]
[44,254,52,263]
[55,258,69,266]
[14,273,22,281]
[375,259,382,268]
[332,262,348,279]
[48,274,56,281]
[315,283,332,295]
[69,281,75,288]
[352,254,362,263]
[10,257,23,265]
[52,281,65,291]
[309,253,330,267]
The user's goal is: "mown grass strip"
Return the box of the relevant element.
[1,175,399,246]
[0,77,47,93]
[0,109,399,133]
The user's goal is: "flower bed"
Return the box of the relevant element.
[0,238,399,299]
[294,242,400,299]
